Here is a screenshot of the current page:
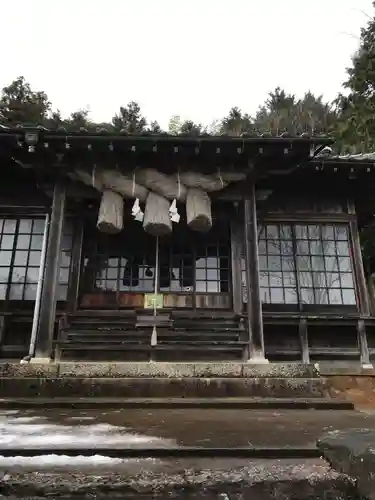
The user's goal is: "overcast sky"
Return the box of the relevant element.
[1,0,372,128]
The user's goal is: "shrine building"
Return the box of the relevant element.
[0,127,374,365]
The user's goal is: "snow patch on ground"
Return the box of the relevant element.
[0,454,158,471]
[0,412,175,449]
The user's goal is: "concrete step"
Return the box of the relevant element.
[0,377,327,399]
[0,397,354,410]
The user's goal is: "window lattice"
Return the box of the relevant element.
[0,216,73,302]
[241,223,356,307]
[86,228,230,294]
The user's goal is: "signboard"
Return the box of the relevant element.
[143,293,164,309]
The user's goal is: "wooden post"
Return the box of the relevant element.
[230,218,243,316]
[0,315,5,349]
[357,319,371,366]
[348,201,372,367]
[348,202,370,316]
[67,216,84,313]
[243,184,267,362]
[299,319,310,364]
[367,272,375,316]
[33,180,66,361]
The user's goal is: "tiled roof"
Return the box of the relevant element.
[315,148,375,162]
[0,125,333,142]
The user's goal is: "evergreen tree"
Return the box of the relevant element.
[112,101,147,133]
[254,88,337,136]
[335,1,375,152]
[220,107,254,135]
[0,76,51,126]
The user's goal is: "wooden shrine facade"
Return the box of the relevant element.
[0,127,374,363]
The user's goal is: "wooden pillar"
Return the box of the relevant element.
[33,180,66,361]
[366,272,375,317]
[348,201,372,367]
[243,184,267,361]
[357,319,371,366]
[299,319,310,364]
[67,216,84,313]
[348,202,370,316]
[230,218,243,316]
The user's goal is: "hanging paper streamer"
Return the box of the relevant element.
[169,198,180,223]
[132,198,144,222]
[151,324,157,346]
[169,171,181,223]
[131,171,144,222]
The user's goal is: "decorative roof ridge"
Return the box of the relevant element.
[0,124,333,140]
[316,148,375,161]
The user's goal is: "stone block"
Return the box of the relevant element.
[318,428,375,500]
[0,362,58,378]
[319,361,375,376]
[242,363,318,379]
[194,363,243,378]
[59,362,195,378]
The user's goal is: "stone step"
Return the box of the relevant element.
[63,338,245,346]
[0,377,327,399]
[0,446,320,459]
[0,397,353,410]
[0,362,320,379]
[65,330,242,339]
[0,458,358,499]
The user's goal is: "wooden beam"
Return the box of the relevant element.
[230,218,243,316]
[34,180,66,359]
[244,184,266,360]
[42,181,98,200]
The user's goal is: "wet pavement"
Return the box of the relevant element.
[0,409,363,497]
[1,407,375,454]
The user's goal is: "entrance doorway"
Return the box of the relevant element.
[79,217,232,310]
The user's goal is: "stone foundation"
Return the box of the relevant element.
[0,376,325,399]
[8,361,375,404]
[0,362,319,379]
